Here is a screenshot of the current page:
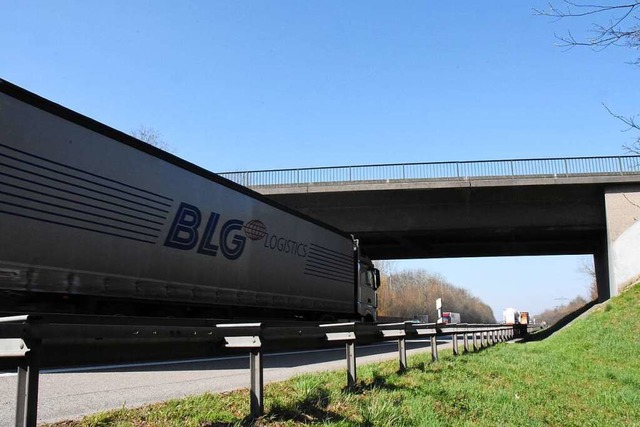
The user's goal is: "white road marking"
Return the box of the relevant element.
[0,340,427,377]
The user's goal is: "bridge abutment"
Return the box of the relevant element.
[605,185,640,297]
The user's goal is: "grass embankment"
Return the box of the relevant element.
[51,284,640,427]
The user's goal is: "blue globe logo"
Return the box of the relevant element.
[244,219,267,241]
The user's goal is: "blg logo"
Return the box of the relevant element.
[164,202,254,260]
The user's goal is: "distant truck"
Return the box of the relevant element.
[503,308,520,325]
[441,312,461,324]
[0,80,380,321]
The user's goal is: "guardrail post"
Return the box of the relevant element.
[249,349,263,419]
[217,323,263,419]
[16,339,41,427]
[463,332,469,353]
[431,335,438,362]
[346,341,357,389]
[321,323,358,390]
[472,332,479,351]
[452,333,459,355]
[380,322,409,373]
[398,338,407,373]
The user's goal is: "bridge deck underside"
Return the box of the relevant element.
[263,183,608,259]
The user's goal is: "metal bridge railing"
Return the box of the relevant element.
[219,155,640,188]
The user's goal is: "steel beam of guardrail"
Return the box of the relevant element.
[0,315,518,425]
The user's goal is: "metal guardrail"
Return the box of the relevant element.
[0,314,521,426]
[218,155,640,188]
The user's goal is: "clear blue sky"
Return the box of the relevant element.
[2,1,632,319]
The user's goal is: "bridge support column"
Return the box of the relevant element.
[594,241,610,302]
[605,185,640,297]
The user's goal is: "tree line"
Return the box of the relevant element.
[533,262,598,326]
[376,265,496,324]
[532,295,593,326]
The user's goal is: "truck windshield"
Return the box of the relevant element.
[360,268,376,288]
[366,270,374,287]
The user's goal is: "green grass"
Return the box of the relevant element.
[49,284,640,427]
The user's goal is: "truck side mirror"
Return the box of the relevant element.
[374,269,381,290]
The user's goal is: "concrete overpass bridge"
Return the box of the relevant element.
[220,156,640,301]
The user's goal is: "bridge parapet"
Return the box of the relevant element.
[219,155,640,189]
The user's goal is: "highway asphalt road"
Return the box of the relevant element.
[0,338,453,425]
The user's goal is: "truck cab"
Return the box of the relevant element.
[442,312,461,324]
[355,240,380,322]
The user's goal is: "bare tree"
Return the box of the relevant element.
[602,104,640,154]
[578,257,599,300]
[374,260,397,278]
[535,1,640,153]
[534,1,640,61]
[131,125,174,152]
